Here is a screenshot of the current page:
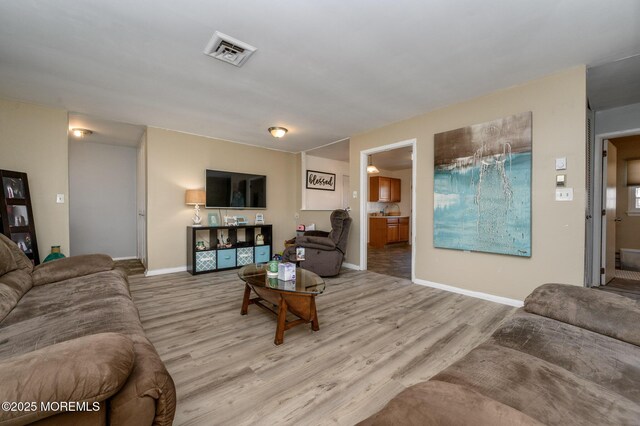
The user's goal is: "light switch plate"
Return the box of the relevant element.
[56,194,65,204]
[352,191,358,199]
[555,157,567,170]
[555,188,573,201]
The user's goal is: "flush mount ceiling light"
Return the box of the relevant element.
[367,155,379,174]
[70,128,93,138]
[268,127,288,138]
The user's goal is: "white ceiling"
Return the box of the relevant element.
[372,147,413,171]
[68,113,145,147]
[587,54,640,110]
[1,1,639,152]
[306,139,350,162]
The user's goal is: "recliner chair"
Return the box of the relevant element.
[282,209,352,277]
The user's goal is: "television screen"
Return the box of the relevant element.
[205,170,267,209]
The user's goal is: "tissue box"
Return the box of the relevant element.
[278,262,296,281]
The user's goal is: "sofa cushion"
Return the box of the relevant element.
[0,333,134,425]
[358,380,543,426]
[492,310,640,402]
[431,342,640,425]
[524,283,640,346]
[0,238,17,276]
[0,268,129,328]
[32,253,114,286]
[0,233,33,273]
[0,268,32,323]
[0,269,144,361]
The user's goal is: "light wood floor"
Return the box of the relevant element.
[130,269,515,425]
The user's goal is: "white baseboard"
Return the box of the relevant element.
[112,256,137,261]
[145,266,187,277]
[342,262,361,271]
[413,278,523,307]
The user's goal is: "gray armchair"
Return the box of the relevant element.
[282,209,352,277]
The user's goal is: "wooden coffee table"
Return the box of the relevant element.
[238,264,325,345]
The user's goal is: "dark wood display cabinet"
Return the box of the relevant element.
[0,169,40,265]
[187,224,272,275]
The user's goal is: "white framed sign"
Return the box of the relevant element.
[306,170,336,191]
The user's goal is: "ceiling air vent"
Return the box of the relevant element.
[203,31,257,67]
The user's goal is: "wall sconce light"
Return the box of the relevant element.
[268,127,288,138]
[70,128,93,138]
[367,155,379,174]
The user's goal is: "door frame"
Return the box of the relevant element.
[359,138,417,281]
[590,128,640,286]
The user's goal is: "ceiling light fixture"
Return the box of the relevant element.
[367,155,379,174]
[70,128,93,138]
[268,127,288,138]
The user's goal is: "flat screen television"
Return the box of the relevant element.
[205,169,267,209]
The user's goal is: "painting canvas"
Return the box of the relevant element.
[434,112,532,257]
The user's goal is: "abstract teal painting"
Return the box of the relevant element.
[434,112,531,257]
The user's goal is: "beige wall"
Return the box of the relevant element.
[349,66,587,300]
[145,127,298,272]
[0,99,70,261]
[612,135,640,251]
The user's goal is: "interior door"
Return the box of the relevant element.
[602,140,617,284]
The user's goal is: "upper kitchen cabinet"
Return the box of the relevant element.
[369,176,401,202]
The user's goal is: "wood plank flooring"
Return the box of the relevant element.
[129,269,515,425]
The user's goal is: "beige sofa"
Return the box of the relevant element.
[360,283,640,425]
[0,234,175,425]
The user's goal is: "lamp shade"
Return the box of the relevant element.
[185,189,206,205]
[627,159,640,186]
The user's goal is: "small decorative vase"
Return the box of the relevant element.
[43,246,66,263]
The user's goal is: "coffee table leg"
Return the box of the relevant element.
[310,296,320,331]
[275,297,287,345]
[241,283,251,315]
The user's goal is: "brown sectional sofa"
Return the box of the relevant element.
[361,283,640,425]
[0,234,176,425]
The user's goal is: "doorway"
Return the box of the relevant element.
[360,139,416,281]
[592,131,640,297]
[68,113,146,271]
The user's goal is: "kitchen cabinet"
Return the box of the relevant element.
[369,216,410,248]
[369,176,401,202]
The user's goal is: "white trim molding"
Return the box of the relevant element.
[359,138,417,281]
[145,266,187,277]
[413,278,524,307]
[341,262,361,271]
[112,256,138,261]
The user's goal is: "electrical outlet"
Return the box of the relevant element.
[555,188,573,201]
[294,213,299,220]
[56,194,65,204]
[352,191,358,199]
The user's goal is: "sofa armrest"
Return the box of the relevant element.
[296,235,336,251]
[108,336,176,426]
[524,283,640,346]
[32,254,114,286]
[0,333,135,425]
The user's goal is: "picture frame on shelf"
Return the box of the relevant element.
[208,212,220,226]
[2,176,26,199]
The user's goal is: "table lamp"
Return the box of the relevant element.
[185,189,206,226]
